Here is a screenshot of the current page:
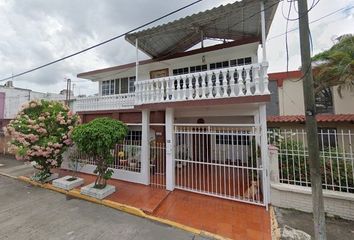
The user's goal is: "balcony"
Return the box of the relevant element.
[73,62,269,112]
[73,93,135,112]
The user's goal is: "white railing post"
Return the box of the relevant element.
[229,68,236,97]
[253,64,261,95]
[237,67,245,96]
[222,69,228,97]
[215,71,221,98]
[165,108,175,191]
[141,109,150,185]
[245,65,252,96]
[262,61,270,94]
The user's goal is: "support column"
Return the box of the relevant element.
[259,104,270,208]
[165,108,175,191]
[141,109,150,185]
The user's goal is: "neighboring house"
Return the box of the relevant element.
[266,70,354,147]
[265,71,354,220]
[0,81,67,152]
[72,0,280,207]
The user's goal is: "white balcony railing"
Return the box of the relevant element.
[135,62,269,105]
[73,93,135,112]
[73,62,270,112]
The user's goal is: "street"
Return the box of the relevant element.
[0,176,207,240]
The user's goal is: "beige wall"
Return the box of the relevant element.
[332,86,354,114]
[278,79,354,116]
[278,79,305,115]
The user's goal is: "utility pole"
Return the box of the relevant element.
[297,1,326,239]
[65,78,71,106]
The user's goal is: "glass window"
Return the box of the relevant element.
[315,88,333,114]
[121,77,129,94]
[102,80,115,96]
[129,77,136,93]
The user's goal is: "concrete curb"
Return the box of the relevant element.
[270,206,280,240]
[15,175,229,240]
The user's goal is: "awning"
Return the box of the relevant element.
[125,0,279,58]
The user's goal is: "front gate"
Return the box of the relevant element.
[174,124,265,205]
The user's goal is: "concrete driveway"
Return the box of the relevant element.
[0,176,208,240]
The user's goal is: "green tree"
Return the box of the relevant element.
[312,34,354,97]
[72,117,128,189]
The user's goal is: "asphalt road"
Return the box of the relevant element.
[0,176,209,240]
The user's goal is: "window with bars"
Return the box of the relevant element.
[315,87,333,114]
[125,130,142,143]
[172,67,189,76]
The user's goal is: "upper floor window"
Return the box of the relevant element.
[172,67,189,76]
[230,57,252,67]
[102,76,136,96]
[315,87,333,114]
[102,80,115,96]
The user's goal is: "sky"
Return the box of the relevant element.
[0,0,353,96]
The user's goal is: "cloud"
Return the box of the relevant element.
[0,0,353,95]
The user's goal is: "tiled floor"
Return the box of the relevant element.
[154,190,271,240]
[56,170,271,240]
[57,169,169,214]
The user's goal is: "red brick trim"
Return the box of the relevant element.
[135,95,271,111]
[268,70,302,87]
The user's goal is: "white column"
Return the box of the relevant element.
[141,109,150,185]
[268,145,280,183]
[135,38,139,81]
[259,103,270,208]
[260,0,267,62]
[165,108,175,191]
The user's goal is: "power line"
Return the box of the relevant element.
[0,0,204,82]
[268,5,354,41]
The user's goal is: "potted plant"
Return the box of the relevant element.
[52,145,85,190]
[4,100,80,182]
[72,117,128,199]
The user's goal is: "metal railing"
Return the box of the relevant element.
[135,62,269,105]
[268,129,354,193]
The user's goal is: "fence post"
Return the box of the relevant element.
[268,145,280,183]
[141,109,150,185]
[165,108,175,191]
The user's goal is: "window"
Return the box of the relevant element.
[230,57,252,67]
[129,77,136,93]
[315,87,333,114]
[126,130,142,143]
[210,61,229,70]
[173,67,189,76]
[318,128,337,149]
[102,80,115,96]
[216,134,250,145]
[190,64,207,73]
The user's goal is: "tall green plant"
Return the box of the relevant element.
[72,117,128,189]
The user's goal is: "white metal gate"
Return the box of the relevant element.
[174,124,265,205]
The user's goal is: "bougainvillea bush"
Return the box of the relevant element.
[72,117,128,189]
[4,100,80,181]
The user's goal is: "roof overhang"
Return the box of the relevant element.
[125,0,279,58]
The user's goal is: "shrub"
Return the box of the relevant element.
[72,117,128,189]
[4,100,80,181]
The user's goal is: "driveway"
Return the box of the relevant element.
[0,176,208,240]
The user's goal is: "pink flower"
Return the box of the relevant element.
[63,139,72,145]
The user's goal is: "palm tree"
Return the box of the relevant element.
[312,34,354,97]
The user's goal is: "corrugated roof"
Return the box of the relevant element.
[267,115,354,123]
[125,0,279,58]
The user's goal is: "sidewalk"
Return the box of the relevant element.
[1,160,272,240]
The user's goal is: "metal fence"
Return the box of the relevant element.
[267,129,354,193]
[150,141,166,188]
[174,124,264,205]
[76,140,142,173]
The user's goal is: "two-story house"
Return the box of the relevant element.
[73,0,280,207]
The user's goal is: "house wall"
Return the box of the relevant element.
[0,87,66,120]
[332,87,354,114]
[275,78,354,116]
[97,42,259,95]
